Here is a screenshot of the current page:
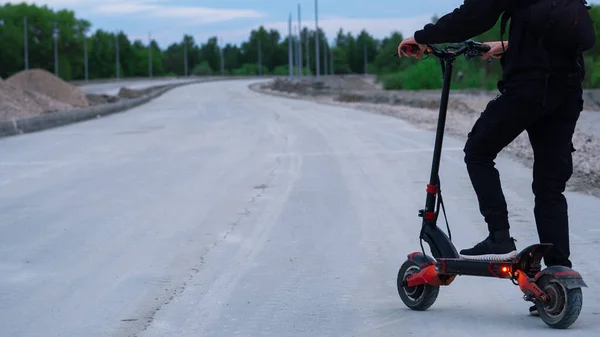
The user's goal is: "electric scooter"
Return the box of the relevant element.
[396,40,587,329]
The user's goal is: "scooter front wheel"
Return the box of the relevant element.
[536,275,583,329]
[397,259,439,311]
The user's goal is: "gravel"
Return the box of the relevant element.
[85,93,120,106]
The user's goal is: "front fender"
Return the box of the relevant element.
[407,252,436,268]
[535,265,588,289]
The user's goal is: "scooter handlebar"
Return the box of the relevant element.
[397,40,491,60]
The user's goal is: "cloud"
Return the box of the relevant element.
[93,3,264,24]
[1,0,265,24]
[0,0,113,6]
[213,15,432,46]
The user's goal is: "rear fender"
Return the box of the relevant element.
[535,266,588,289]
[407,252,436,268]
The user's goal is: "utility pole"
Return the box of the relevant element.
[314,0,320,81]
[53,21,59,76]
[330,46,334,75]
[149,32,153,78]
[24,16,28,70]
[288,13,293,80]
[184,38,188,77]
[293,26,298,77]
[220,37,225,76]
[258,39,262,76]
[115,31,120,80]
[297,3,302,79]
[84,34,88,81]
[296,27,302,79]
[364,43,368,75]
[323,41,328,76]
[305,30,310,76]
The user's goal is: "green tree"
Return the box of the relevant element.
[0,2,599,89]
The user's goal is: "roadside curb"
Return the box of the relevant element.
[0,77,251,139]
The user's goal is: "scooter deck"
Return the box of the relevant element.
[436,243,553,278]
[436,258,513,278]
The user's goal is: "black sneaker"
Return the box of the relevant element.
[459,236,518,261]
[529,305,539,316]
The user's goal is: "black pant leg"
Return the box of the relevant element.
[526,85,583,268]
[464,84,544,233]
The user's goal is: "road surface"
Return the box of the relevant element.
[1,80,599,337]
[78,78,199,95]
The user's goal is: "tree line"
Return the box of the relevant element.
[1,2,599,89]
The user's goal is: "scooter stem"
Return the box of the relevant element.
[419,58,460,260]
[424,59,453,217]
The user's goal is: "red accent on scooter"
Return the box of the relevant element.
[426,184,438,194]
[424,212,436,221]
[555,270,581,277]
[406,265,442,287]
[516,270,549,304]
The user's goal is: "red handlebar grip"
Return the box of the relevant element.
[401,44,419,54]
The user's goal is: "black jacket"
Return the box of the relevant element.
[413,0,585,84]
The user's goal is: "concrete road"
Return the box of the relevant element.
[1,80,600,337]
[78,78,200,95]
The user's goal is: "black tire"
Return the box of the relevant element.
[536,275,583,329]
[397,259,439,311]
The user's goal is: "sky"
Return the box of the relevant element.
[3,0,600,48]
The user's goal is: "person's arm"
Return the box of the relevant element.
[414,0,509,45]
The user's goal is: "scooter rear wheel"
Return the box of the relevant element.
[397,259,439,311]
[536,275,583,329]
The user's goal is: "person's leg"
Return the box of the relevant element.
[526,84,582,317]
[526,86,582,269]
[459,83,546,260]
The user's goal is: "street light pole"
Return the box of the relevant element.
[84,34,88,81]
[258,39,262,76]
[288,13,293,80]
[293,25,298,76]
[364,43,368,75]
[330,46,334,75]
[53,21,59,76]
[115,31,120,80]
[24,16,28,70]
[184,38,188,77]
[314,0,320,81]
[305,29,310,76]
[323,41,328,76]
[149,32,153,78]
[220,37,225,76]
[297,3,302,78]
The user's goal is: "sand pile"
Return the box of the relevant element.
[6,69,89,108]
[0,79,74,121]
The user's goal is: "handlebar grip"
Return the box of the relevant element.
[400,44,420,54]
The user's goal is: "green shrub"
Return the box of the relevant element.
[379,72,404,90]
[192,61,213,76]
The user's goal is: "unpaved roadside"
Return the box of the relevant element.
[250,79,600,197]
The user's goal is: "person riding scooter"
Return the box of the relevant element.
[397,0,593,316]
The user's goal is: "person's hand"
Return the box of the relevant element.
[397,36,427,58]
[481,41,507,60]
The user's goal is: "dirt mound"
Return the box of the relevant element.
[6,69,89,108]
[0,80,74,121]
